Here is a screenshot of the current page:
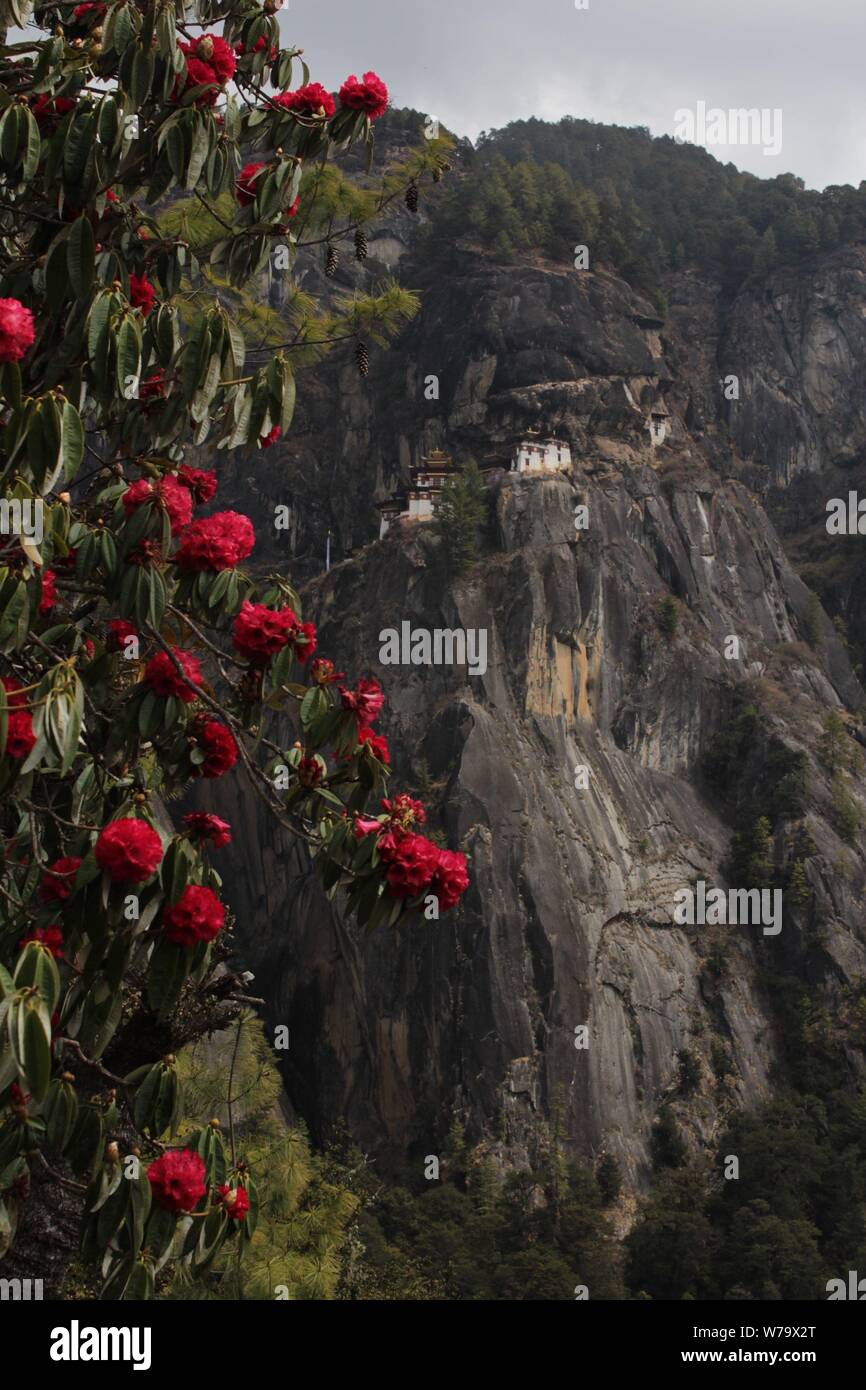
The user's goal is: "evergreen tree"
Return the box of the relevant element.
[434,459,487,576]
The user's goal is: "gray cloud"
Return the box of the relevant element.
[283,0,865,189]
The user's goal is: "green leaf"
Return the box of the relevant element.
[21,106,40,183]
[146,938,191,1019]
[115,315,142,397]
[67,216,96,301]
[300,685,326,730]
[60,402,84,485]
[130,46,155,107]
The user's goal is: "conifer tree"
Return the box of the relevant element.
[434,458,486,576]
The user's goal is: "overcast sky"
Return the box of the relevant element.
[283,0,864,190]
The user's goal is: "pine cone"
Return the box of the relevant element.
[325,244,339,277]
[432,167,442,183]
[405,180,419,213]
[355,342,369,377]
[354,228,368,262]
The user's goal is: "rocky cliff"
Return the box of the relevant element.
[205,126,866,1187]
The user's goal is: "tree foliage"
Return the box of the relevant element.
[0,0,461,1298]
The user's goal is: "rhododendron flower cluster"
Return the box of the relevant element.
[192,718,238,778]
[232,601,316,665]
[0,297,35,363]
[174,35,237,107]
[94,819,163,883]
[358,725,389,763]
[38,570,57,614]
[144,648,202,702]
[310,658,344,685]
[162,884,225,946]
[273,83,335,118]
[217,1183,250,1219]
[177,465,217,504]
[175,512,255,572]
[147,1150,207,1212]
[123,475,192,534]
[339,677,385,727]
[38,856,82,904]
[183,812,232,848]
[128,273,155,317]
[338,71,389,120]
[107,618,137,651]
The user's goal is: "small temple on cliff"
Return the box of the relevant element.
[509,433,571,473]
[377,449,456,539]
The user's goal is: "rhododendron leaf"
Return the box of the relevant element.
[132,1060,163,1133]
[12,998,52,1101]
[43,1077,79,1153]
[300,685,326,730]
[145,1203,177,1261]
[115,316,142,397]
[147,938,190,1018]
[186,115,210,191]
[67,216,96,301]
[13,941,60,1014]
[61,402,84,485]
[21,106,40,184]
[129,46,155,108]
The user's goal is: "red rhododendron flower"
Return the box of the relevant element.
[431,848,469,911]
[31,95,75,128]
[379,831,439,898]
[18,924,64,958]
[310,658,344,685]
[95,818,163,883]
[297,756,322,788]
[128,273,155,316]
[72,2,106,22]
[38,855,82,905]
[38,569,57,614]
[183,812,232,848]
[0,298,35,363]
[353,815,382,838]
[177,55,219,106]
[147,1149,206,1212]
[143,648,202,702]
[123,475,192,534]
[161,883,225,947]
[175,512,255,572]
[107,618,138,652]
[338,71,389,120]
[5,711,35,759]
[273,83,335,118]
[260,425,281,448]
[194,718,238,777]
[139,370,165,402]
[232,601,298,664]
[236,160,266,206]
[217,1183,250,1219]
[184,34,236,84]
[294,621,316,662]
[358,725,389,763]
[339,677,384,726]
[177,465,217,504]
[1,675,26,708]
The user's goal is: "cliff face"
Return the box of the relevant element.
[207,162,866,1183]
